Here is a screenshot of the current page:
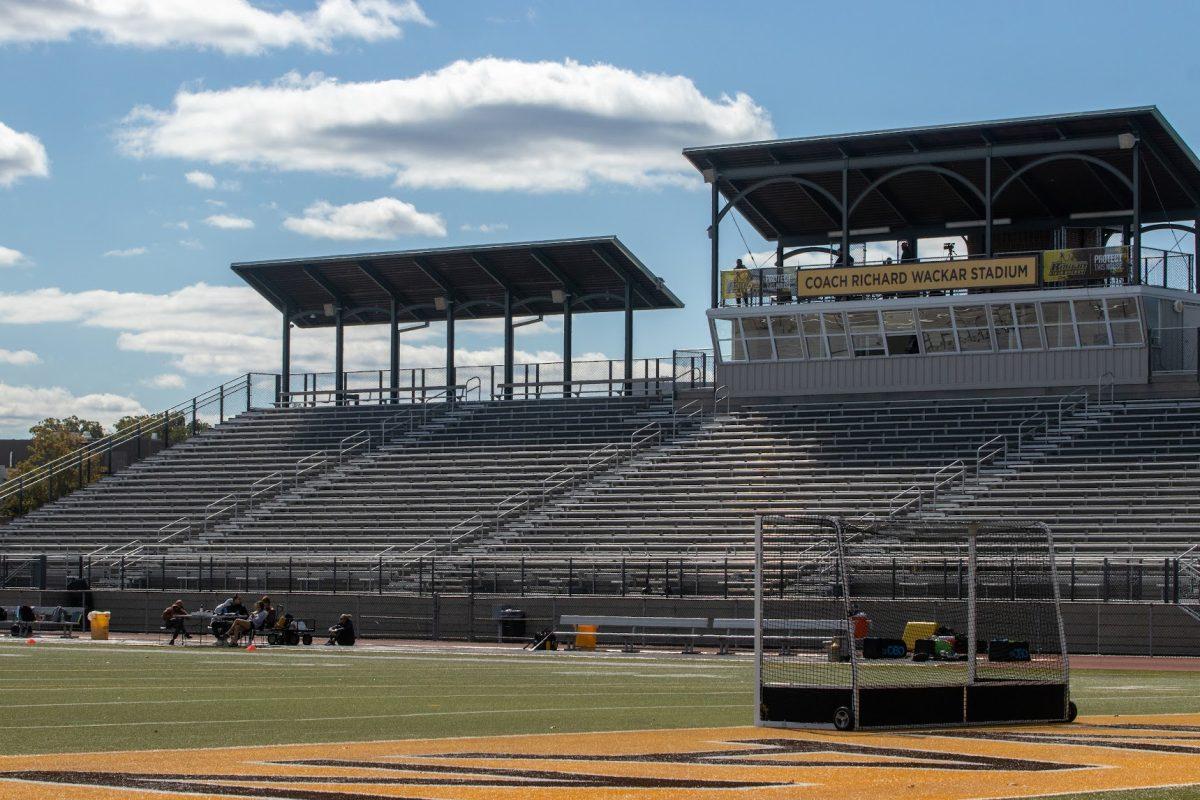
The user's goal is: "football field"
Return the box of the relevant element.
[0,638,1198,799]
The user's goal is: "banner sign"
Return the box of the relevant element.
[1041,246,1130,284]
[721,267,796,301]
[793,256,1037,298]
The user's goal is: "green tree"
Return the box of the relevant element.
[2,416,106,518]
[114,412,209,445]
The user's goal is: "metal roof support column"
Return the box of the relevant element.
[984,147,994,257]
[389,298,400,405]
[623,279,634,397]
[1193,218,1199,293]
[503,291,514,400]
[775,241,784,267]
[562,293,573,397]
[840,160,850,264]
[710,180,720,308]
[445,298,456,397]
[334,307,345,406]
[280,307,291,406]
[1132,139,1142,285]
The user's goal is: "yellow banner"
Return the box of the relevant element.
[1042,246,1130,283]
[794,256,1037,298]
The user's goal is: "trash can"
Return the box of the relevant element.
[87,611,110,640]
[494,607,526,642]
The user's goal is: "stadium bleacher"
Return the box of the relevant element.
[5,388,1198,588]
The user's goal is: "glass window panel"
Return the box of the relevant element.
[1041,301,1071,325]
[800,314,822,335]
[1014,303,1040,325]
[1045,324,1077,349]
[922,330,957,353]
[745,337,774,360]
[775,337,805,359]
[1077,323,1110,347]
[1106,298,1139,320]
[994,327,1019,351]
[852,334,885,356]
[1073,299,1106,323]
[882,309,916,331]
[847,311,881,333]
[805,335,827,358]
[828,335,851,358]
[957,327,993,351]
[989,304,1015,327]
[771,315,799,337]
[918,307,953,329]
[718,339,738,361]
[823,312,847,334]
[1110,321,1143,345]
[741,317,771,338]
[953,305,988,328]
[713,319,734,339]
[886,334,921,355]
[1018,326,1043,349]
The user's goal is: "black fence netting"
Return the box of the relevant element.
[756,515,1071,729]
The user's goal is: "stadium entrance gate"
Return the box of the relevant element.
[753,515,1076,730]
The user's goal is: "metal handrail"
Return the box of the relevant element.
[1057,386,1089,426]
[0,374,256,506]
[888,484,922,516]
[714,385,731,416]
[338,430,370,464]
[631,421,662,452]
[461,376,482,402]
[1017,412,1048,455]
[247,472,283,509]
[1097,371,1116,405]
[930,460,965,504]
[672,399,703,435]
[975,434,1007,478]
[202,493,238,532]
[295,450,328,484]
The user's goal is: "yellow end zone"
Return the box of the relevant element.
[0,714,1198,800]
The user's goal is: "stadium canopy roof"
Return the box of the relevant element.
[683,106,1200,246]
[232,236,682,329]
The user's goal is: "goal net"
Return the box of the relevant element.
[754,515,1071,730]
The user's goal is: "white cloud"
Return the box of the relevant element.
[0,283,580,383]
[284,197,445,240]
[0,0,432,55]
[184,169,216,189]
[460,222,507,234]
[144,373,185,389]
[0,245,30,267]
[0,382,145,433]
[0,119,49,188]
[204,213,254,230]
[118,58,774,192]
[102,246,148,258]
[205,198,227,207]
[0,348,39,366]
[164,220,189,230]
[179,238,203,250]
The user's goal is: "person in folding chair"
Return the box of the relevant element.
[162,600,191,645]
[226,600,268,647]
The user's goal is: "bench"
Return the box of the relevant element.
[712,617,849,655]
[558,615,710,654]
[4,606,85,638]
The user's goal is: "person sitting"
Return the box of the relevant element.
[325,614,356,646]
[226,601,268,647]
[210,594,248,642]
[14,605,35,638]
[162,600,191,645]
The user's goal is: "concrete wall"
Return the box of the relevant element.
[3,589,1196,657]
[718,346,1148,400]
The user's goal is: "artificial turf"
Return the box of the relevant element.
[0,638,1198,799]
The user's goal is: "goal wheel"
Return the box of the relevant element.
[833,706,855,731]
[1067,701,1078,723]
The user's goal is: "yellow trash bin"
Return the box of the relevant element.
[574,624,597,651]
[87,611,110,641]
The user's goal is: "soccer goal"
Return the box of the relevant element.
[753,515,1075,730]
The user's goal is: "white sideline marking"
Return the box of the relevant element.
[0,689,752,710]
[0,703,747,731]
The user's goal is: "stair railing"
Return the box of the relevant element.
[246,472,283,510]
[929,460,965,504]
[1097,371,1116,405]
[975,435,1007,478]
[202,494,239,532]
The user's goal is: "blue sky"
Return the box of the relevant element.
[1,0,1199,434]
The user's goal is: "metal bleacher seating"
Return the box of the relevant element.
[3,389,1199,597]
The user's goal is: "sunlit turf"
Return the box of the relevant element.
[0,639,1197,799]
